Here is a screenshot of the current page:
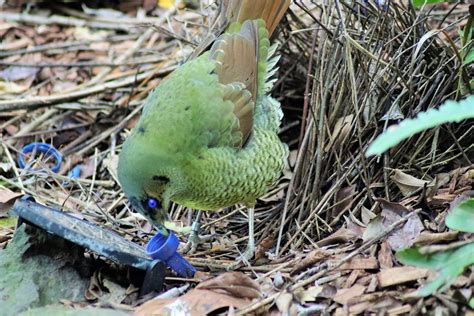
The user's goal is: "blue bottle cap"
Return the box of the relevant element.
[146,231,196,278]
[18,142,62,173]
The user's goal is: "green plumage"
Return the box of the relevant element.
[118,13,288,225]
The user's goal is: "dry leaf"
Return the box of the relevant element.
[337,256,379,270]
[255,232,276,260]
[378,241,394,269]
[412,231,459,246]
[291,249,331,274]
[101,278,128,304]
[136,289,250,316]
[0,66,39,81]
[103,154,119,184]
[332,185,357,217]
[0,187,22,216]
[275,292,293,314]
[317,227,358,247]
[325,114,354,152]
[361,206,377,225]
[137,273,259,315]
[298,285,323,303]
[391,169,434,197]
[0,81,28,95]
[364,199,424,250]
[196,272,261,299]
[333,284,365,305]
[344,270,360,288]
[377,267,429,288]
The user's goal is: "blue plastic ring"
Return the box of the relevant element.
[146,231,197,278]
[18,142,62,173]
[146,232,179,261]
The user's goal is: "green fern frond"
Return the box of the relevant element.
[366,96,474,156]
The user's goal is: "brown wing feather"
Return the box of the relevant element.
[222,83,254,146]
[210,33,257,145]
[208,1,291,146]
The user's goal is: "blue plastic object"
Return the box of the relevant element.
[146,231,196,278]
[18,142,62,173]
[68,165,82,178]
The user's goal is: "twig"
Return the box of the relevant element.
[0,56,167,68]
[0,11,133,31]
[0,66,175,112]
[0,35,135,58]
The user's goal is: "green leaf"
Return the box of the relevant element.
[0,216,17,228]
[445,198,474,233]
[412,0,447,8]
[469,297,474,309]
[366,96,474,156]
[397,247,452,269]
[396,243,474,296]
[464,48,474,65]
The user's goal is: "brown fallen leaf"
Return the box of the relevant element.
[333,284,365,305]
[196,272,261,299]
[332,185,357,217]
[378,241,394,269]
[325,114,354,152]
[361,206,377,225]
[412,231,459,246]
[0,187,22,217]
[317,227,359,247]
[377,267,429,288]
[344,270,361,288]
[387,305,413,315]
[136,266,261,316]
[275,292,293,314]
[391,169,435,197]
[136,289,251,316]
[255,232,276,260]
[337,256,379,270]
[296,285,323,303]
[363,199,423,250]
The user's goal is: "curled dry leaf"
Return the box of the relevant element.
[255,232,276,260]
[413,231,459,246]
[196,271,261,299]
[391,169,435,197]
[317,227,359,247]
